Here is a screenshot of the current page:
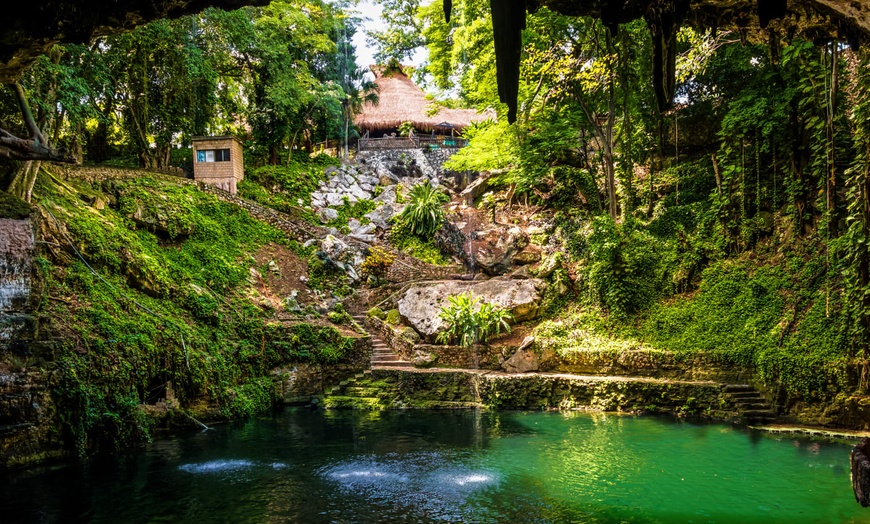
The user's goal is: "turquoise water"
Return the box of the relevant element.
[1,409,865,523]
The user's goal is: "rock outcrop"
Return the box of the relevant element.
[397,277,544,339]
[473,224,528,275]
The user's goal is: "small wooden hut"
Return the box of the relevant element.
[192,136,244,195]
[354,65,492,143]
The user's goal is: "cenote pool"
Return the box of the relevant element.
[1,409,865,523]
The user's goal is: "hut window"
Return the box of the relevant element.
[197,149,231,162]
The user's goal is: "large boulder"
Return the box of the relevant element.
[397,277,544,339]
[474,225,528,275]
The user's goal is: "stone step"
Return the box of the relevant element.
[372,361,411,367]
[729,391,765,399]
[736,402,771,410]
[344,386,383,396]
[741,409,777,417]
[723,384,752,392]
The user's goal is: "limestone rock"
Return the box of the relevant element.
[320,234,348,260]
[512,244,542,265]
[502,348,539,373]
[364,203,405,231]
[397,277,544,339]
[317,207,339,223]
[412,349,437,368]
[374,185,398,205]
[534,253,563,278]
[325,193,344,207]
[475,225,528,276]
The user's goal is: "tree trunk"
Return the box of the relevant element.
[605,31,618,220]
[827,39,839,237]
[7,161,41,203]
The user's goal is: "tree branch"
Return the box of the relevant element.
[12,83,48,145]
[0,128,76,162]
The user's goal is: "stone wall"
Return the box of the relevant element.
[551,349,755,383]
[367,316,416,360]
[272,335,371,403]
[386,258,466,283]
[367,368,736,418]
[0,370,65,468]
[415,343,503,370]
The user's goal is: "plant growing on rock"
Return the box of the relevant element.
[436,292,512,348]
[482,192,498,223]
[394,181,449,238]
[360,245,395,285]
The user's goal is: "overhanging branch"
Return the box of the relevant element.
[0,128,76,163]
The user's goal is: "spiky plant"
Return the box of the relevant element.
[397,181,449,237]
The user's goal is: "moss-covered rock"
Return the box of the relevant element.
[0,191,31,219]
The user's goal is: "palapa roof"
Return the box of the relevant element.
[354,65,494,134]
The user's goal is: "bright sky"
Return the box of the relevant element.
[349,0,427,72]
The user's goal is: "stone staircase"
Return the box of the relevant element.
[323,370,398,409]
[723,384,777,425]
[351,315,410,368]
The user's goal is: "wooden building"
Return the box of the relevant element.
[192,136,244,194]
[354,65,493,146]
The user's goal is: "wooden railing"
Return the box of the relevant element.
[358,133,468,151]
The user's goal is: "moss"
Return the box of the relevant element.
[385,309,401,325]
[366,307,386,320]
[0,191,31,219]
[31,173,357,458]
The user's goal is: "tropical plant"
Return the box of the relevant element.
[395,181,449,237]
[436,292,512,348]
[360,245,396,285]
[398,121,416,137]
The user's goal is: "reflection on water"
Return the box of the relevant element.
[0,409,866,524]
[178,459,256,474]
[321,451,499,520]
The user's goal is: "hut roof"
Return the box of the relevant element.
[354,66,494,134]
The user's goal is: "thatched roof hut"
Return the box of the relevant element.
[354,65,493,136]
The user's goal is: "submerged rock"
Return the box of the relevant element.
[397,277,544,339]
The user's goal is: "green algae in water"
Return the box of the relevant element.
[0,410,864,523]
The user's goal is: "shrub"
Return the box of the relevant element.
[327,311,346,324]
[586,216,667,316]
[360,246,396,284]
[395,181,449,238]
[385,309,401,325]
[436,292,512,348]
[366,307,386,320]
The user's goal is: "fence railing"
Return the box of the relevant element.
[358,135,468,151]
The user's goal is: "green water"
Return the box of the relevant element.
[1,409,864,523]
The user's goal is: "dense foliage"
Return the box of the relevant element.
[436,293,512,348]
[0,0,374,175]
[33,175,355,455]
[366,0,870,397]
